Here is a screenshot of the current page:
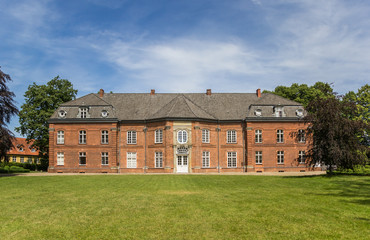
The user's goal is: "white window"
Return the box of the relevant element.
[12,156,16,162]
[255,130,262,143]
[155,152,163,168]
[79,152,86,165]
[277,151,284,164]
[127,152,137,168]
[177,130,188,144]
[101,130,109,144]
[57,130,64,144]
[80,107,88,118]
[127,131,137,144]
[275,107,283,117]
[202,151,210,168]
[20,156,24,163]
[255,151,262,164]
[57,152,64,165]
[227,130,237,143]
[28,157,32,163]
[155,129,163,143]
[298,129,306,143]
[79,130,86,144]
[36,158,40,164]
[299,151,306,164]
[202,129,210,143]
[227,152,237,168]
[277,129,284,143]
[101,152,108,165]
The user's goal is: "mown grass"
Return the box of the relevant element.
[0,175,369,239]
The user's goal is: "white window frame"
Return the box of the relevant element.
[127,152,137,168]
[177,130,188,144]
[80,107,88,119]
[57,152,64,166]
[12,156,16,162]
[57,130,64,144]
[202,129,210,143]
[28,157,32,163]
[101,130,109,144]
[101,152,108,165]
[255,130,262,143]
[277,129,284,143]
[275,107,283,117]
[277,151,284,164]
[298,129,306,143]
[79,130,86,144]
[155,129,163,144]
[255,151,262,164]
[155,152,163,168]
[227,130,237,143]
[227,152,237,168]
[202,151,210,168]
[127,131,137,144]
[299,151,306,164]
[20,156,24,163]
[79,152,86,165]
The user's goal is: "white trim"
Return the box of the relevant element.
[127,152,137,168]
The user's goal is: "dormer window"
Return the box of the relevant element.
[17,145,24,152]
[274,107,284,117]
[255,109,262,117]
[101,110,109,118]
[296,109,304,117]
[80,107,88,118]
[58,110,66,118]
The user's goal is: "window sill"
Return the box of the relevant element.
[154,142,163,144]
[101,164,109,166]
[277,163,285,165]
[79,143,87,145]
[255,163,262,165]
[79,164,86,166]
[226,142,237,144]
[101,143,109,145]
[127,143,137,145]
[56,143,64,145]
[57,164,64,166]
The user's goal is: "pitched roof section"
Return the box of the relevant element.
[50,92,303,121]
[150,95,216,119]
[7,138,39,156]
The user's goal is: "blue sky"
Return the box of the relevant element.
[1,0,369,136]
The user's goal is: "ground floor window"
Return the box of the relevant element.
[255,151,262,164]
[202,151,210,168]
[155,152,163,168]
[299,151,306,164]
[227,152,237,168]
[57,152,64,165]
[101,152,108,165]
[12,156,16,162]
[277,151,284,164]
[28,157,32,163]
[79,152,86,165]
[20,156,24,163]
[127,152,137,168]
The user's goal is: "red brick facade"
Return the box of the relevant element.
[48,120,313,173]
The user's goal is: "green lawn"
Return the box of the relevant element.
[0,175,369,240]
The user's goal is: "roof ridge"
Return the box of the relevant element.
[180,94,197,118]
[182,95,217,119]
[92,93,113,106]
[148,95,179,119]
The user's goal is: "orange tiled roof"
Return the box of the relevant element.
[7,138,39,156]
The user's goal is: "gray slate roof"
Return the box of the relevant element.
[50,92,303,121]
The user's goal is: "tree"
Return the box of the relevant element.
[303,96,369,172]
[263,82,335,107]
[15,76,78,163]
[342,84,369,123]
[0,67,19,162]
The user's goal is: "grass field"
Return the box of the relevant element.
[0,175,369,240]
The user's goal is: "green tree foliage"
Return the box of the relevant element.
[263,82,335,107]
[342,84,369,123]
[16,76,77,162]
[0,67,18,161]
[303,96,369,172]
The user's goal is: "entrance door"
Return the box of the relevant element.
[177,155,188,173]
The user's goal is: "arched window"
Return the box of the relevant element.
[177,130,188,144]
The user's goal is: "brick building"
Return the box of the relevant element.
[48,89,312,173]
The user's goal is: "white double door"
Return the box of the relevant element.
[177,155,188,173]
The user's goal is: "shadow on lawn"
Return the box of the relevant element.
[285,174,370,206]
[0,173,23,178]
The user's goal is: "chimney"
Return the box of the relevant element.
[150,89,155,95]
[256,88,261,98]
[99,89,104,98]
[206,89,212,95]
